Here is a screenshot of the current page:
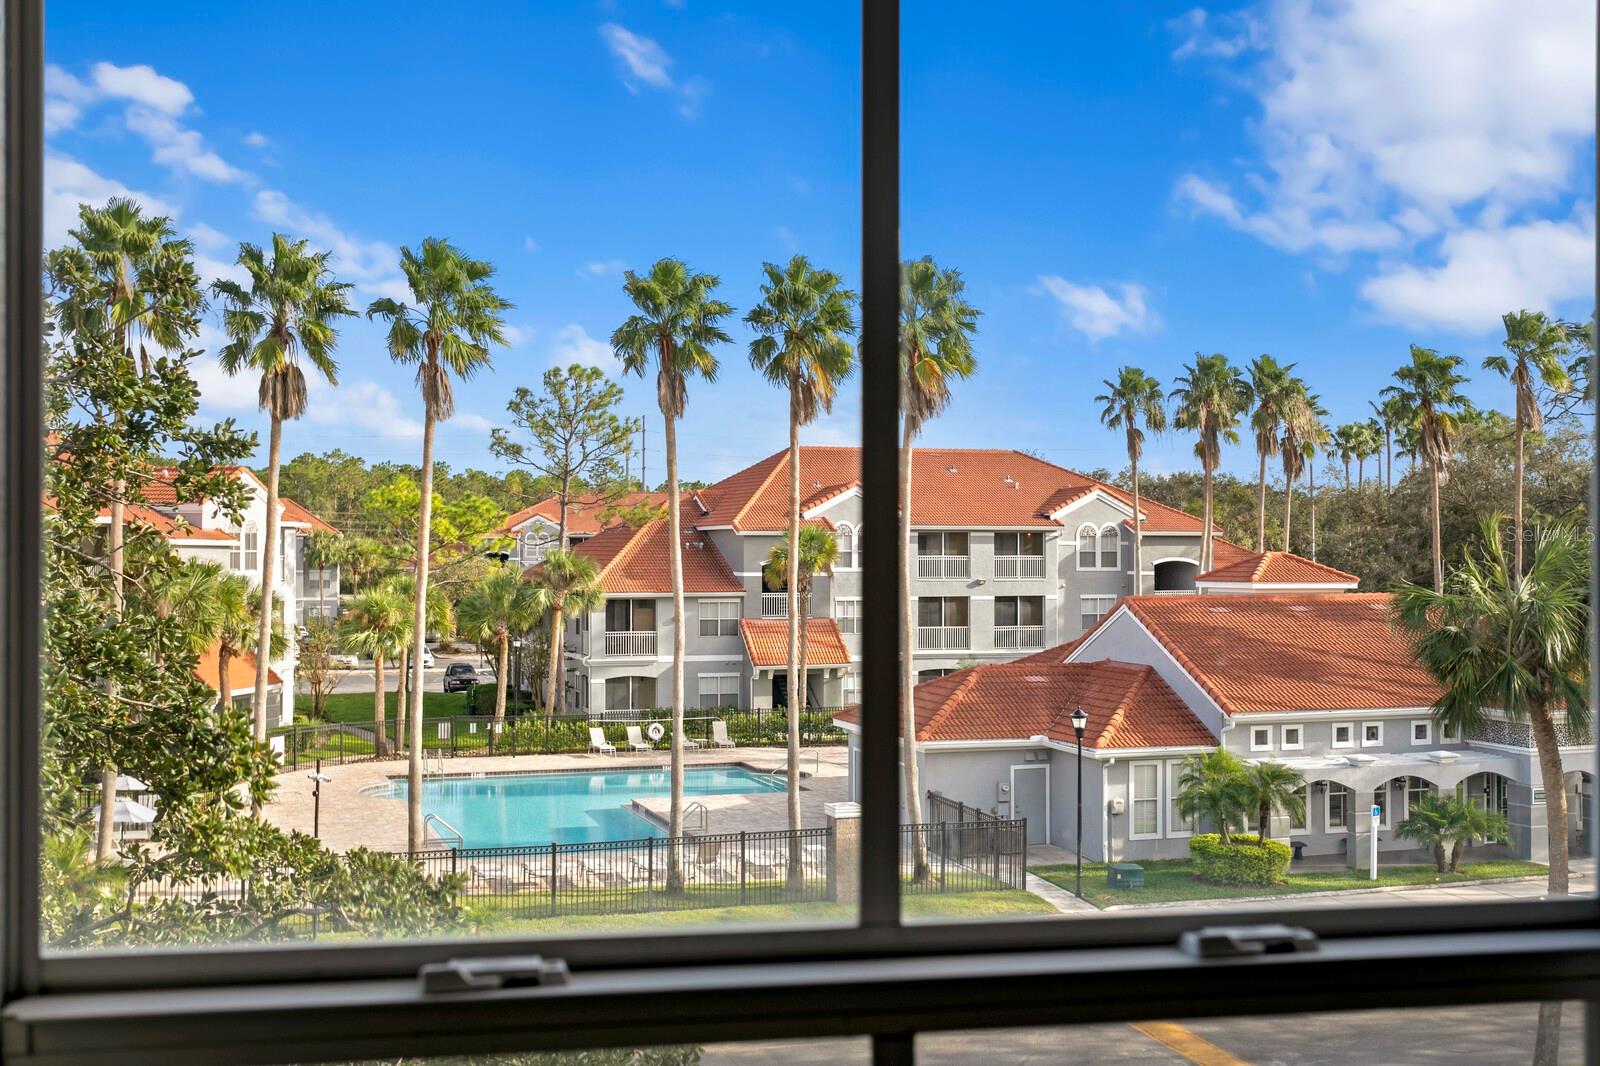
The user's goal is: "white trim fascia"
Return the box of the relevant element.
[696,525,736,531]
[1195,580,1359,592]
[1227,707,1440,723]
[1070,606,1233,728]
[1048,489,1136,523]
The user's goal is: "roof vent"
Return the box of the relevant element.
[1002,475,1019,489]
[1287,604,1309,613]
[811,481,822,489]
[946,465,959,474]
[1367,602,1386,612]
[1024,675,1047,683]
[1207,606,1230,613]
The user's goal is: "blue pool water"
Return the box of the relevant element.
[379,766,784,847]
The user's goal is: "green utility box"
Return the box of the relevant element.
[1107,863,1145,889]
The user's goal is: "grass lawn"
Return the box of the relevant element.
[298,690,469,723]
[1030,858,1548,909]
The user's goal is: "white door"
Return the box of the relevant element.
[1012,765,1049,845]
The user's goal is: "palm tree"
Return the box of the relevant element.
[456,570,548,736]
[763,525,840,889]
[49,198,203,860]
[1369,396,1405,495]
[214,234,354,744]
[302,530,349,622]
[1171,354,1250,572]
[1393,516,1588,894]
[745,254,858,848]
[1485,310,1571,578]
[1237,761,1305,845]
[1278,387,1321,551]
[1246,356,1292,551]
[1382,346,1469,592]
[899,257,980,881]
[1331,423,1359,486]
[380,574,455,754]
[338,586,408,756]
[1396,793,1509,874]
[1174,749,1250,845]
[147,559,229,659]
[526,549,603,719]
[612,258,733,891]
[1356,420,1384,490]
[1304,406,1332,561]
[1095,368,1166,587]
[368,239,510,853]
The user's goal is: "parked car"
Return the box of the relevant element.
[442,662,482,693]
[329,653,360,670]
[420,646,435,669]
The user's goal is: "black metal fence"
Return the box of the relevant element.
[926,790,1007,826]
[901,816,1028,894]
[270,708,848,770]
[415,826,835,919]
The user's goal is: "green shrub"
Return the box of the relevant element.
[1188,833,1291,886]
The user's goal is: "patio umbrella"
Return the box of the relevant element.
[114,775,148,792]
[112,797,156,825]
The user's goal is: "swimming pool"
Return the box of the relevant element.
[375,765,785,848]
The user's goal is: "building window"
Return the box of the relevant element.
[698,599,740,637]
[1130,761,1161,838]
[1332,723,1354,748]
[1327,785,1352,829]
[1405,776,1432,818]
[1076,523,1098,568]
[835,523,858,569]
[606,598,656,632]
[1362,722,1383,747]
[835,597,862,634]
[697,673,739,710]
[1441,721,1459,743]
[916,596,969,649]
[231,521,258,572]
[1250,726,1273,752]
[994,530,1043,556]
[1411,720,1432,745]
[1169,762,1197,836]
[604,675,657,712]
[1282,724,1303,750]
[1080,594,1116,631]
[917,668,954,684]
[1098,524,1119,569]
[841,671,862,706]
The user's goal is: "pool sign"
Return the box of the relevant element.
[646,722,666,742]
[1370,804,1382,881]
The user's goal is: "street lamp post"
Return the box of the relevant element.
[1070,707,1088,900]
[307,759,332,840]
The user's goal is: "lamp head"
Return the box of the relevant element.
[1069,707,1088,736]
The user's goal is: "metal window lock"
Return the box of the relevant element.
[420,955,570,993]
[1179,924,1319,959]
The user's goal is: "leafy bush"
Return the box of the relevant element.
[1188,833,1291,886]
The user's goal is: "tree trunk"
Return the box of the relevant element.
[545,603,564,720]
[901,421,930,881]
[785,388,804,889]
[1201,462,1215,572]
[1428,463,1444,594]
[788,583,812,892]
[1131,450,1143,593]
[217,647,234,711]
[494,633,510,746]
[372,652,387,757]
[1513,422,1526,581]
[1530,703,1570,895]
[552,483,570,708]
[252,413,283,744]
[1357,456,1364,489]
[1258,802,1271,844]
[97,486,127,861]
[1282,468,1293,552]
[1255,450,1268,552]
[664,405,686,893]
[1448,838,1463,873]
[407,409,436,855]
[1532,1002,1563,1066]
[1309,463,1318,561]
[1384,429,1392,494]
[395,643,409,755]
[1434,842,1448,873]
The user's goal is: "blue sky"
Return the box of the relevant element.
[45,1,1596,485]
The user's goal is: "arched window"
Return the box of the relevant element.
[521,529,547,562]
[1098,524,1120,569]
[1076,524,1098,569]
[835,523,857,569]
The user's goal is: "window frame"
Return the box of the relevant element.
[835,596,862,634]
[1361,721,1384,748]
[1250,725,1273,752]
[696,672,740,710]
[3,2,1599,1059]
[1411,719,1432,746]
[697,598,740,638]
[1128,760,1162,839]
[1332,722,1355,749]
[1281,724,1304,751]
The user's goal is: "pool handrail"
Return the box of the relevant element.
[766,750,820,778]
[422,812,464,850]
[683,801,710,834]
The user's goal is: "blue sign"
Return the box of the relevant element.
[1371,805,1383,818]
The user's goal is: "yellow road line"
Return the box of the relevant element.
[1130,1020,1252,1066]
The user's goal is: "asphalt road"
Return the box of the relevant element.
[701,1003,1587,1064]
[312,653,494,695]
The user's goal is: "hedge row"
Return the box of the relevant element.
[1188,833,1292,886]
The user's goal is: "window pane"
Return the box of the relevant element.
[42,1,859,953]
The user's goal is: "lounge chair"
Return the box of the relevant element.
[709,720,736,749]
[589,727,616,756]
[685,838,737,884]
[625,725,652,753]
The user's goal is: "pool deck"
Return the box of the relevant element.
[263,746,850,854]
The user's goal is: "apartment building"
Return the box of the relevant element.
[557,446,1237,715]
[494,490,670,568]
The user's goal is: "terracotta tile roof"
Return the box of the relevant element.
[558,519,744,594]
[279,497,341,535]
[1197,550,1359,587]
[693,446,1216,534]
[1207,539,1257,569]
[193,641,280,695]
[739,618,852,668]
[97,503,237,542]
[1111,593,1442,715]
[835,657,1213,750]
[139,465,267,506]
[495,491,672,538]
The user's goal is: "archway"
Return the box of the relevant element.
[1152,558,1199,592]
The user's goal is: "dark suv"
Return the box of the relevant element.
[442,662,483,693]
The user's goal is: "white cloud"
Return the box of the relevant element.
[44,65,95,133]
[242,130,270,148]
[579,259,626,278]
[449,411,495,433]
[189,347,261,413]
[90,62,193,114]
[251,189,402,298]
[600,23,675,90]
[123,106,249,183]
[304,378,423,441]
[522,235,540,252]
[1173,0,1596,328]
[549,323,621,373]
[1036,277,1158,341]
[42,153,172,249]
[1360,211,1596,332]
[500,323,534,348]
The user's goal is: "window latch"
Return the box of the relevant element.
[1179,924,1319,959]
[419,955,570,994]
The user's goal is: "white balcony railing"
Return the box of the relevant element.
[760,592,788,618]
[603,630,657,657]
[917,555,971,579]
[993,555,1045,579]
[993,625,1045,649]
[917,625,970,650]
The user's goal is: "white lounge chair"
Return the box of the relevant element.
[685,838,737,884]
[589,727,616,755]
[709,720,736,749]
[625,725,652,753]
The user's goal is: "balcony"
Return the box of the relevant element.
[993,555,1045,579]
[602,630,657,657]
[993,625,1045,649]
[917,625,970,651]
[917,555,971,580]
[760,592,788,618]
